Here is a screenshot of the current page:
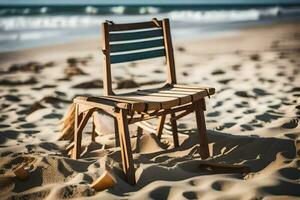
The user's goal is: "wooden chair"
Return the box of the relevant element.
[70,18,215,185]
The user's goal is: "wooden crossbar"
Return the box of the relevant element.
[108,20,163,32]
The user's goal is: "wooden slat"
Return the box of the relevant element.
[162,18,177,84]
[109,29,163,42]
[135,126,143,153]
[135,90,191,105]
[108,20,163,32]
[114,117,120,147]
[110,49,165,64]
[128,103,194,124]
[122,93,179,109]
[174,84,215,95]
[110,38,164,53]
[92,114,96,142]
[170,107,194,121]
[170,112,179,147]
[157,115,166,140]
[135,87,208,104]
[116,109,136,184]
[73,105,89,159]
[102,22,113,95]
[194,99,210,159]
[113,95,161,111]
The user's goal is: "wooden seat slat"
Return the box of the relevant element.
[135,90,191,105]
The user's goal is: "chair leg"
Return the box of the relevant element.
[116,109,136,185]
[194,99,210,159]
[157,115,166,140]
[91,114,96,142]
[72,106,94,159]
[170,113,179,148]
[72,104,83,159]
[114,117,120,147]
[136,126,143,153]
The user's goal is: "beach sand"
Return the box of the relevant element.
[0,21,300,199]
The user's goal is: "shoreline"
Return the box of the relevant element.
[0,16,300,56]
[0,20,300,199]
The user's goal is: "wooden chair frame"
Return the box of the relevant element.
[70,18,215,185]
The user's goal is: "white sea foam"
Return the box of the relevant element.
[85,6,98,14]
[169,7,281,23]
[0,7,297,31]
[0,16,103,31]
[139,6,159,14]
[40,7,48,14]
[111,6,125,15]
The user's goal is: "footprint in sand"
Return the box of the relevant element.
[44,113,63,119]
[19,102,46,115]
[116,79,139,89]
[216,122,236,130]
[8,61,54,73]
[207,111,220,117]
[19,123,36,129]
[67,56,92,67]
[232,64,241,71]
[64,66,86,78]
[182,191,197,199]
[72,79,103,89]
[3,95,21,102]
[0,77,38,86]
[277,71,286,77]
[149,186,170,200]
[243,109,256,114]
[211,69,225,75]
[278,167,300,180]
[0,130,19,144]
[32,84,57,90]
[182,71,189,76]
[253,88,271,96]
[241,124,254,131]
[218,79,233,85]
[256,112,281,123]
[0,124,10,128]
[249,54,260,61]
[281,119,299,129]
[153,69,163,73]
[211,180,234,191]
[235,91,256,98]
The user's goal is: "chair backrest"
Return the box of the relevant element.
[101,18,177,95]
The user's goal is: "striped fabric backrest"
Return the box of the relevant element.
[102,19,166,64]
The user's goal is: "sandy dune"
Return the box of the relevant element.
[0,21,300,199]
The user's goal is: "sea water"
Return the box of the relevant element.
[0,4,300,52]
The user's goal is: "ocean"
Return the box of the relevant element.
[0,4,300,52]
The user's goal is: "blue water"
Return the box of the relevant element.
[0,4,300,52]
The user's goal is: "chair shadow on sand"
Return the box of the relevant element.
[5,127,298,197]
[105,128,298,196]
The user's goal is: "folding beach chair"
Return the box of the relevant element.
[70,18,215,185]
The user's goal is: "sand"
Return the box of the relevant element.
[0,21,300,199]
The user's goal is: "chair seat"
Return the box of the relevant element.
[75,84,214,113]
